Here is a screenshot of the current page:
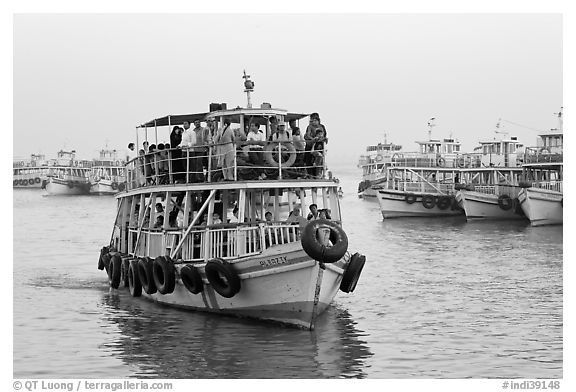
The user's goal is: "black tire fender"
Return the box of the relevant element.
[205,258,241,298]
[180,264,204,294]
[128,259,142,297]
[340,253,366,293]
[137,257,157,294]
[498,194,513,211]
[152,256,176,295]
[301,219,349,263]
[421,194,436,209]
[405,193,417,204]
[108,254,122,289]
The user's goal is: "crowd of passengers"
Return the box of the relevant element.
[124,113,328,186]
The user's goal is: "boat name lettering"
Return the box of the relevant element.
[259,256,288,267]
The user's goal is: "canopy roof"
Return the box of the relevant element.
[138,109,310,128]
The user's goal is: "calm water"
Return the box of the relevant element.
[13,169,563,378]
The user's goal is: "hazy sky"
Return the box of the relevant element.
[13,13,562,166]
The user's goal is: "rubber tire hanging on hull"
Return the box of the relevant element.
[128,259,142,297]
[108,254,122,289]
[340,253,366,293]
[205,258,241,298]
[180,264,204,294]
[301,219,348,263]
[421,194,436,209]
[497,194,513,211]
[436,196,452,210]
[405,193,417,204]
[152,256,176,295]
[98,246,109,270]
[121,258,130,288]
[137,257,157,295]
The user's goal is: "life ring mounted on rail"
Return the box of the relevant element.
[437,157,446,167]
[456,157,466,168]
[375,154,384,162]
[263,142,297,168]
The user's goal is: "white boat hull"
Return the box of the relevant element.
[518,187,563,226]
[376,189,463,219]
[45,178,90,195]
[121,245,347,330]
[456,190,526,221]
[90,180,118,195]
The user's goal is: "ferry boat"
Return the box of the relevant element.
[89,148,127,195]
[455,134,526,221]
[517,109,563,226]
[357,137,402,198]
[375,129,469,219]
[13,154,51,188]
[97,73,366,330]
[45,150,92,195]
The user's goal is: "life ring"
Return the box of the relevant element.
[437,157,446,167]
[34,177,41,184]
[137,257,157,295]
[301,219,349,263]
[456,157,466,168]
[264,142,297,168]
[13,179,18,186]
[421,194,436,209]
[28,178,34,185]
[18,179,26,186]
[436,196,452,210]
[497,194,513,210]
[205,258,241,298]
[111,182,119,190]
[375,154,383,162]
[340,253,366,293]
[152,256,176,295]
[108,254,122,289]
[180,264,204,294]
[128,259,142,297]
[405,193,417,204]
[118,182,126,192]
[121,258,130,288]
[115,160,120,166]
[67,180,74,188]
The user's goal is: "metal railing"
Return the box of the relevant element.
[128,222,304,261]
[389,152,484,169]
[125,142,327,191]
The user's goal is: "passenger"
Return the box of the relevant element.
[318,209,328,220]
[156,143,169,184]
[311,128,326,177]
[170,126,185,182]
[229,206,240,223]
[181,121,203,183]
[265,211,273,223]
[214,118,236,181]
[270,122,291,142]
[153,215,164,229]
[143,141,150,153]
[307,203,319,220]
[137,149,146,186]
[212,213,222,225]
[126,143,137,167]
[155,203,164,214]
[246,122,265,165]
[193,119,211,178]
[168,210,179,228]
[286,206,308,228]
[269,116,278,134]
[144,145,156,185]
[304,113,327,175]
[206,119,219,178]
[291,120,306,166]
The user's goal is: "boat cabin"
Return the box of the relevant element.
[112,183,341,262]
[475,136,524,167]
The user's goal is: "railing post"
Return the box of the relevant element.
[207,146,212,182]
[234,145,238,181]
[278,142,282,180]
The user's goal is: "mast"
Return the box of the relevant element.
[243,70,255,109]
[427,117,436,141]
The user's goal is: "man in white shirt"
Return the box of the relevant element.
[181,120,203,182]
[125,143,137,186]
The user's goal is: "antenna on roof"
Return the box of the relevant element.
[243,70,255,109]
[552,106,563,132]
[494,118,509,139]
[427,117,436,140]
